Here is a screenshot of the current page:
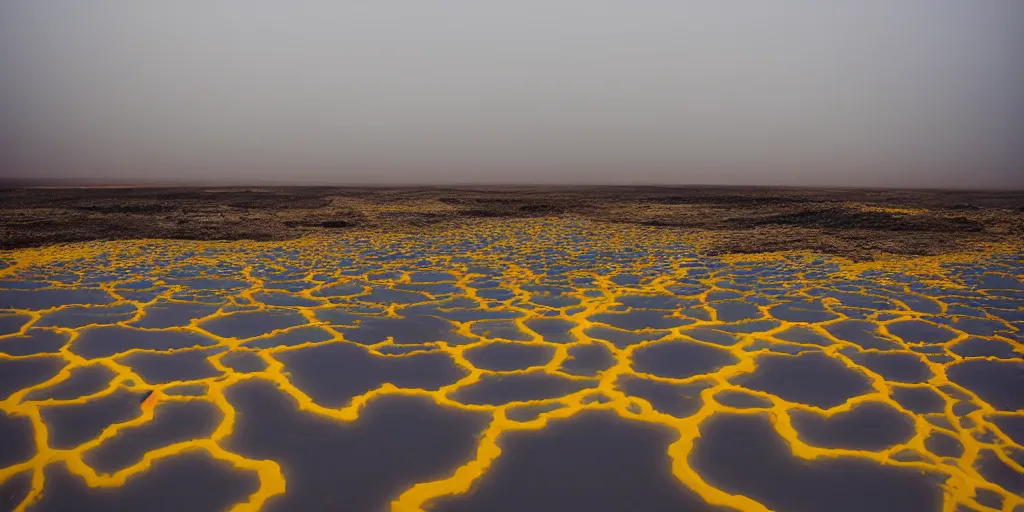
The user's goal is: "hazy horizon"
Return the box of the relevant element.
[2,1,1022,189]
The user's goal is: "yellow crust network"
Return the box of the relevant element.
[0,219,1021,512]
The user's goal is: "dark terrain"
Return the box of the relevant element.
[2,186,1022,260]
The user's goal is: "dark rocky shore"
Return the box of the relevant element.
[1,186,1021,260]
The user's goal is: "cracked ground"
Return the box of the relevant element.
[1,217,1022,512]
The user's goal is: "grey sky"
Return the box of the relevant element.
[1,1,1021,188]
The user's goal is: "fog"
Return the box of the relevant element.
[1,1,1021,188]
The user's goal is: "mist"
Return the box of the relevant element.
[0,1,1021,189]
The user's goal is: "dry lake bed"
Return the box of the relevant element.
[1,187,1022,511]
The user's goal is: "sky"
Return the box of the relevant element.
[0,1,1021,188]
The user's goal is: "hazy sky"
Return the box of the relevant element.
[1,1,1021,188]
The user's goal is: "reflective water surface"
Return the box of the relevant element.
[0,219,1022,512]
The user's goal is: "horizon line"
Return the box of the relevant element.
[2,180,1021,193]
